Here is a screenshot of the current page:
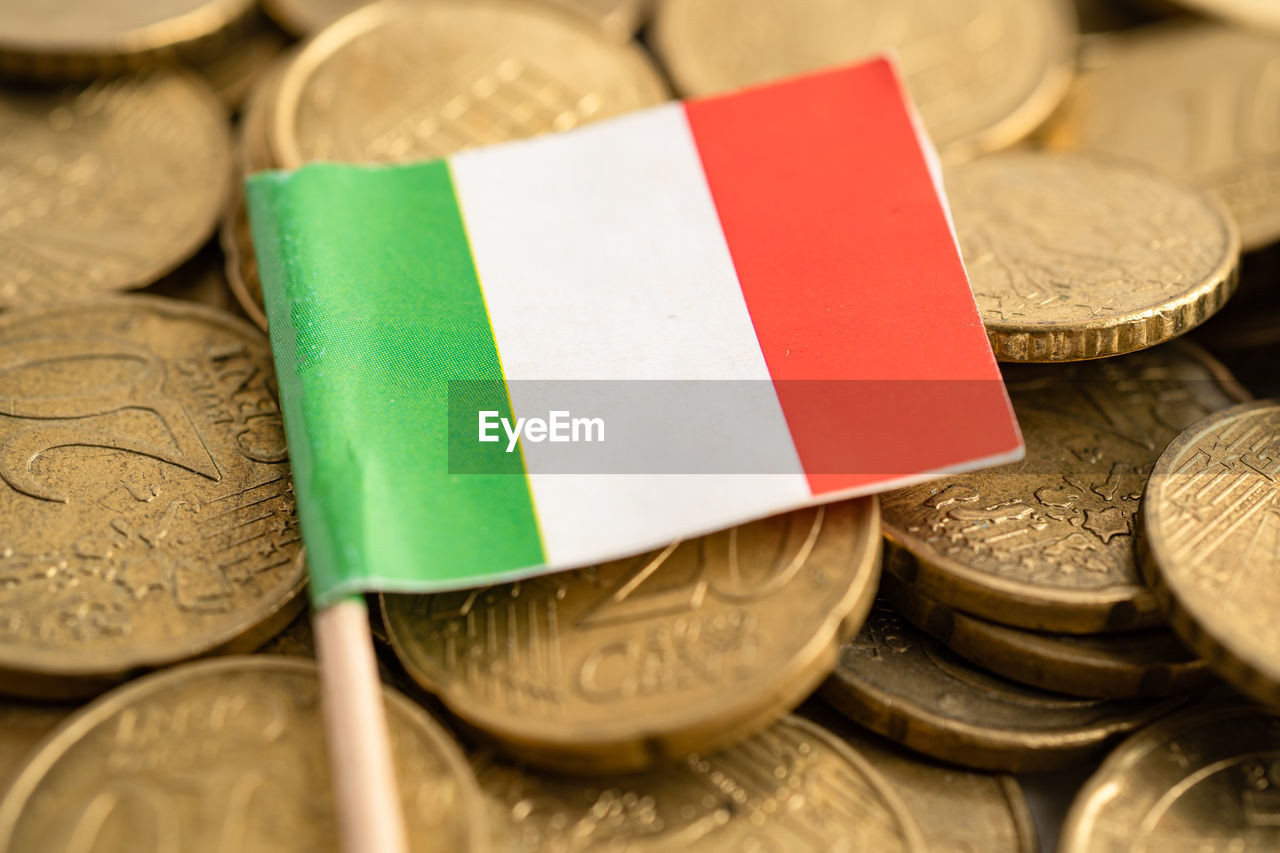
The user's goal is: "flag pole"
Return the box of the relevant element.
[313,598,410,853]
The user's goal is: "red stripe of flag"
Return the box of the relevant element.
[682,57,1021,494]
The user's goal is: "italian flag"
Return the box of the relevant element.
[249,57,1022,605]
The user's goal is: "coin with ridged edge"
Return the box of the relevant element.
[474,714,927,852]
[384,499,881,773]
[1060,703,1280,853]
[652,0,1077,162]
[950,152,1239,363]
[0,657,487,853]
[1042,23,1280,252]
[267,0,668,169]
[882,342,1250,635]
[0,297,306,699]
[0,71,233,307]
[821,599,1186,772]
[1141,399,1280,707]
[881,554,1211,699]
[0,0,255,81]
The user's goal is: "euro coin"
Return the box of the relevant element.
[882,556,1211,698]
[1061,702,1280,852]
[0,0,255,81]
[0,71,233,307]
[1042,22,1280,251]
[883,342,1250,634]
[1164,0,1280,34]
[1141,399,1280,706]
[0,657,486,853]
[821,600,1186,772]
[267,0,668,168]
[950,152,1238,362]
[383,500,881,773]
[475,714,927,852]
[0,297,306,699]
[652,0,1077,161]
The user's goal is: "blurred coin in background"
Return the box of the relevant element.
[0,72,233,308]
[0,658,487,853]
[0,298,306,699]
[268,0,668,168]
[652,0,1078,161]
[189,12,290,112]
[1042,22,1280,251]
[1060,703,1280,852]
[475,714,927,852]
[384,500,881,773]
[821,601,1186,772]
[883,342,1250,634]
[1142,399,1280,706]
[949,151,1239,363]
[0,0,255,80]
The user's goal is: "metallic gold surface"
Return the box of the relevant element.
[265,0,650,41]
[821,601,1185,772]
[1166,0,1280,33]
[1042,22,1280,251]
[883,342,1250,634]
[882,557,1211,699]
[809,706,1040,853]
[384,500,881,773]
[221,183,268,332]
[268,0,668,169]
[191,14,289,112]
[0,0,255,80]
[0,702,72,794]
[1060,703,1280,852]
[0,297,307,699]
[950,152,1239,362]
[475,714,927,852]
[0,657,486,853]
[652,0,1077,161]
[1141,399,1280,706]
[0,72,233,307]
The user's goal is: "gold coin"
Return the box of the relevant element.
[1166,0,1280,33]
[882,342,1250,634]
[264,0,650,41]
[0,297,306,699]
[651,0,1077,162]
[475,714,927,852]
[268,0,669,169]
[0,0,254,81]
[951,152,1239,362]
[0,657,486,853]
[190,14,290,112]
[882,555,1211,699]
[820,600,1186,772]
[0,72,233,307]
[1060,702,1280,852]
[0,701,72,793]
[222,183,269,332]
[1141,399,1280,706]
[808,706,1039,853]
[256,609,315,658]
[384,500,882,773]
[1042,23,1280,251]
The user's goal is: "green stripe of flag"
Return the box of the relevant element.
[248,162,544,603]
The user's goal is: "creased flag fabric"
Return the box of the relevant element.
[248,56,1023,606]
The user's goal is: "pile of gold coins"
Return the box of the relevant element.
[1,0,1279,850]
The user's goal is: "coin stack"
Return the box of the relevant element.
[2,0,1279,851]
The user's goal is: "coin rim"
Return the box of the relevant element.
[1140,397,1280,706]
[0,295,308,690]
[0,656,488,853]
[1059,701,1276,853]
[959,151,1243,363]
[650,0,1079,161]
[882,340,1252,634]
[267,0,670,170]
[382,498,883,773]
